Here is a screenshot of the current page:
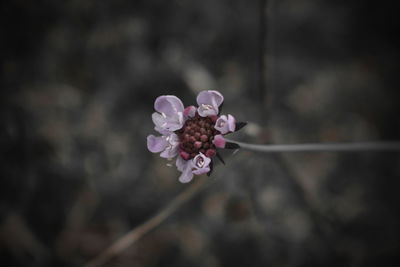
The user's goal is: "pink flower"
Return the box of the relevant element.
[147,90,245,183]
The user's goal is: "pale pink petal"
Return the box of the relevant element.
[193,167,210,175]
[152,112,167,129]
[196,90,224,117]
[159,145,178,159]
[214,114,236,134]
[154,125,171,136]
[214,115,228,134]
[178,161,194,183]
[147,135,167,153]
[159,133,179,159]
[152,109,184,132]
[176,156,187,172]
[192,153,211,175]
[227,114,236,132]
[154,95,184,116]
[168,133,179,144]
[196,90,224,106]
[197,105,217,117]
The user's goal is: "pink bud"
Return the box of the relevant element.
[205,149,216,157]
[180,151,190,160]
[184,106,196,117]
[200,135,208,142]
[184,134,190,142]
[210,115,218,123]
[194,141,202,149]
[213,134,226,148]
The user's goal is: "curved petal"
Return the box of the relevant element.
[160,133,179,159]
[160,145,178,159]
[176,156,187,172]
[227,114,236,132]
[178,161,194,183]
[153,111,184,132]
[214,115,228,134]
[167,112,184,131]
[197,105,217,117]
[196,90,224,117]
[199,153,211,167]
[192,153,211,175]
[154,95,184,117]
[168,133,179,144]
[152,112,167,129]
[193,167,210,175]
[147,135,167,153]
[214,114,236,134]
[154,125,171,136]
[196,90,224,106]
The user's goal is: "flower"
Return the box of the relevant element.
[214,114,235,134]
[147,90,245,183]
[196,90,224,117]
[147,133,179,159]
[176,153,211,183]
[152,95,185,133]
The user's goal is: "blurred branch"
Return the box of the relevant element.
[226,139,400,152]
[84,176,208,267]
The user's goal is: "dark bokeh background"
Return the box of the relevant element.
[1,0,399,266]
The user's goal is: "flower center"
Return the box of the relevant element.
[176,113,220,159]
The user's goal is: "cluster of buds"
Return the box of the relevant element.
[177,114,219,159]
[147,90,245,183]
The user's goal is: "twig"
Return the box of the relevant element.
[226,139,400,152]
[225,139,400,153]
[84,176,208,267]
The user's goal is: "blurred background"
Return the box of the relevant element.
[1,0,399,266]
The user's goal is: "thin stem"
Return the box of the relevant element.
[84,176,208,267]
[225,139,400,153]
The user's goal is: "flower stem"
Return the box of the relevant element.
[83,176,208,267]
[225,139,400,153]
